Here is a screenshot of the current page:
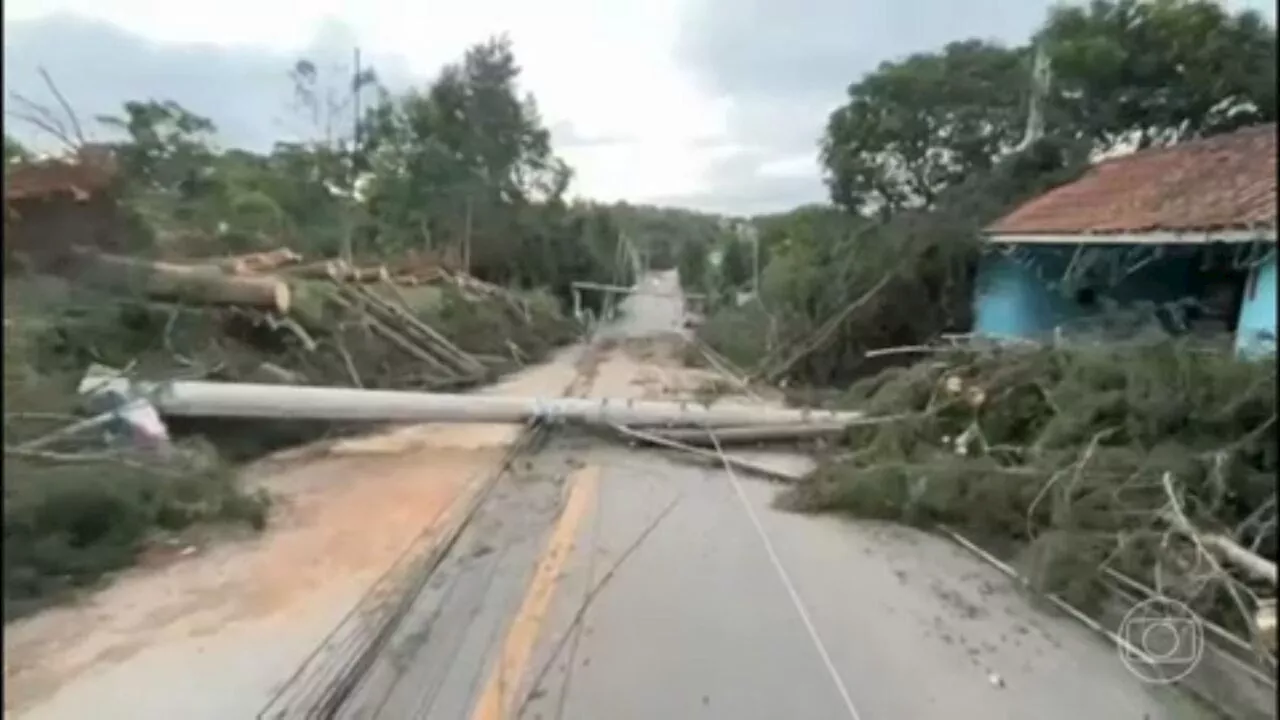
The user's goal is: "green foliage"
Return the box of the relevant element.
[676,238,709,292]
[360,37,569,270]
[2,262,575,617]
[3,36,629,616]
[1041,0,1278,150]
[752,204,852,265]
[5,134,31,165]
[821,0,1277,216]
[781,341,1276,632]
[694,301,774,370]
[607,203,730,271]
[822,40,1028,216]
[702,137,1089,386]
[718,237,753,291]
[718,0,1274,388]
[3,443,268,621]
[97,100,219,196]
[65,36,634,317]
[3,282,272,619]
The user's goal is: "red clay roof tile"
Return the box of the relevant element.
[987,124,1277,236]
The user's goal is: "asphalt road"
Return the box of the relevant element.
[335,272,1214,720]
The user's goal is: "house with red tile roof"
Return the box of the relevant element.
[975,124,1277,356]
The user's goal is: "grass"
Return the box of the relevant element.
[3,441,269,621]
[1,274,577,621]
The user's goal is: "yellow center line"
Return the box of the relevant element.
[469,465,600,720]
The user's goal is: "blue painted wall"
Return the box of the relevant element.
[972,244,1201,341]
[1234,253,1277,358]
[972,252,1065,340]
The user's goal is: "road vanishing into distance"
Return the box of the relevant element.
[286,271,1211,720]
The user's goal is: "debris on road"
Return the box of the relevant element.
[611,424,806,482]
[776,339,1277,712]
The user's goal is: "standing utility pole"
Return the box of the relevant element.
[339,46,364,264]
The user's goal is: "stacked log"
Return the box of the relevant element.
[219,248,303,276]
[74,249,292,314]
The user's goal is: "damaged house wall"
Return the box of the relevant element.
[973,123,1277,354]
[1236,250,1278,357]
[973,242,1264,345]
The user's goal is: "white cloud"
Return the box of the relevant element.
[756,153,819,179]
[3,0,735,208]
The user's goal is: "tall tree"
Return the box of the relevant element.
[360,36,570,277]
[821,40,1028,217]
[719,237,753,290]
[821,0,1278,215]
[96,100,218,195]
[1040,0,1278,151]
[677,238,709,291]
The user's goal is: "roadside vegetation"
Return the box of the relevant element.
[689,0,1278,658]
[0,37,695,619]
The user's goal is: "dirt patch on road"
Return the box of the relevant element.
[3,444,499,716]
[3,347,595,719]
[1,334,719,719]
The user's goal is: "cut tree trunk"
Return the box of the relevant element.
[76,250,291,313]
[287,261,389,283]
[218,248,303,275]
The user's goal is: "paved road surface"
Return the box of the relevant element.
[335,271,1212,720]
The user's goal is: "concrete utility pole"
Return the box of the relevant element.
[88,377,867,429]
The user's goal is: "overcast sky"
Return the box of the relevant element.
[4,0,1275,215]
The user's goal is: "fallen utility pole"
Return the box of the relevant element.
[86,377,865,429]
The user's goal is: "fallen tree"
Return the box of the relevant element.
[779,339,1277,651]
